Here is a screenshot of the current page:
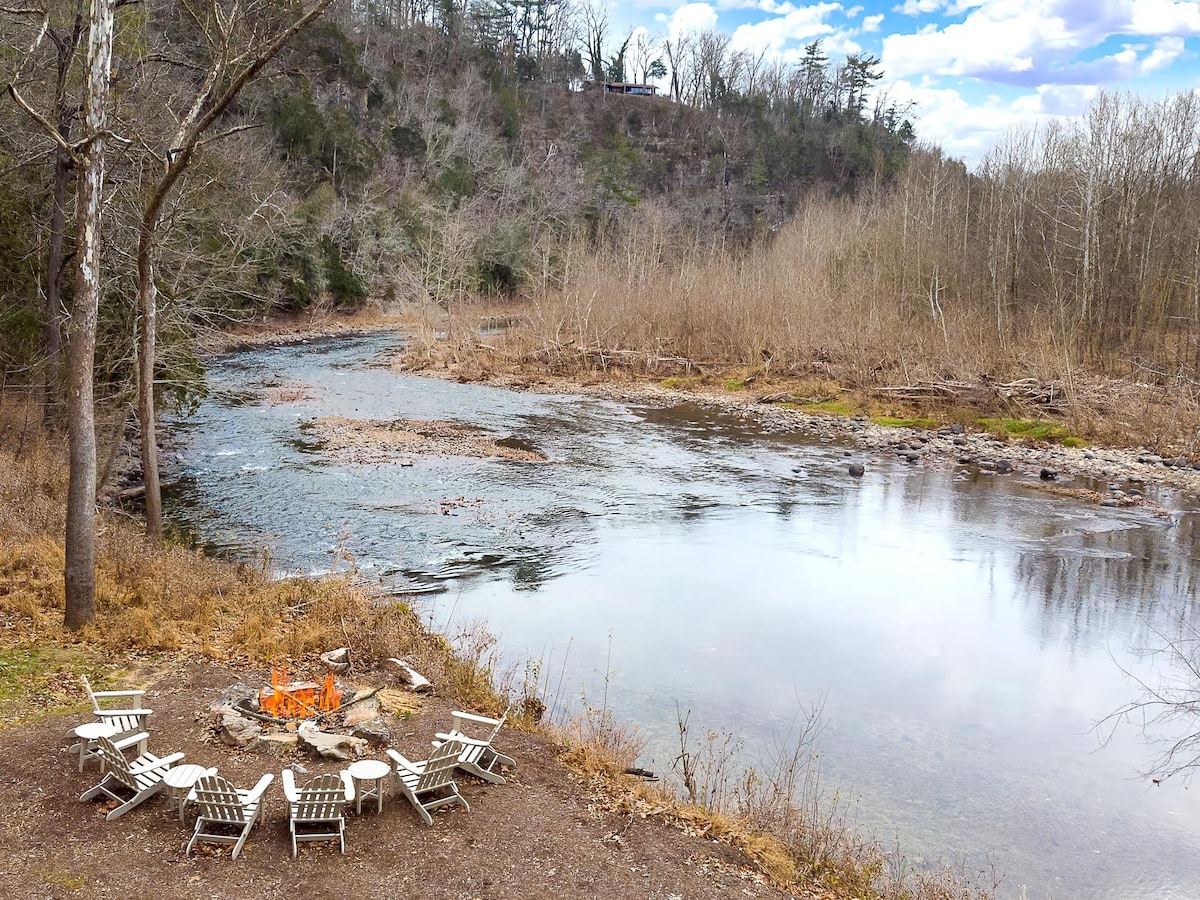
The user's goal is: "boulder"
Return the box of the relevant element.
[1039,468,1057,480]
[297,726,367,761]
[218,682,259,709]
[218,712,262,748]
[320,647,350,673]
[995,459,1013,474]
[341,696,380,728]
[252,732,300,756]
[848,463,865,478]
[351,718,392,745]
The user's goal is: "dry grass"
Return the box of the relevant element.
[549,698,995,900]
[0,397,508,722]
[0,392,993,899]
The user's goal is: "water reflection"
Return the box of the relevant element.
[166,333,1200,900]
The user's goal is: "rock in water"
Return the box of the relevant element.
[1040,468,1057,480]
[995,459,1013,474]
[848,462,865,477]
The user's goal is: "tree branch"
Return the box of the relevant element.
[195,120,262,147]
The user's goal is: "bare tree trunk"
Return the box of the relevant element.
[43,139,70,424]
[42,5,85,428]
[134,0,336,546]
[137,224,162,544]
[64,0,115,630]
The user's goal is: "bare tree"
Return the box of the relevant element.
[131,0,337,546]
[1097,608,1200,784]
[579,0,606,83]
[7,0,117,628]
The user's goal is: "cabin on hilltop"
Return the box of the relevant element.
[591,81,659,96]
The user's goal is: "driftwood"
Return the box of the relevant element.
[234,701,292,726]
[320,647,350,673]
[387,657,433,693]
[875,378,1070,413]
[529,342,716,377]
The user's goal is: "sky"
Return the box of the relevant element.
[607,0,1200,166]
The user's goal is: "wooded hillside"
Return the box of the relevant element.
[1,0,911,404]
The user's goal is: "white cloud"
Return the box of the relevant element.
[846,4,864,17]
[882,0,1200,86]
[726,1,846,52]
[882,77,1122,165]
[863,12,885,31]
[1141,35,1187,72]
[655,2,721,38]
[1010,83,1100,117]
[894,0,946,14]
[1131,0,1200,33]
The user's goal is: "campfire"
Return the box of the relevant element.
[259,665,343,719]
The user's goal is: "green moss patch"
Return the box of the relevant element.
[0,647,91,725]
[978,417,1077,444]
[798,398,857,416]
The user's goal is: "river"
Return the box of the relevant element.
[166,332,1200,899]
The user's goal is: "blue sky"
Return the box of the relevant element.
[606,0,1200,165]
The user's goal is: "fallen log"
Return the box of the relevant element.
[387,657,433,693]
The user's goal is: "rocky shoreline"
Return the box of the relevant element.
[188,319,1200,508]
[423,373,1200,508]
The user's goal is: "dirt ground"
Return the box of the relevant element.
[0,661,802,900]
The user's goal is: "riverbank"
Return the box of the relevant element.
[202,307,1200,503]
[377,313,1200,507]
[0,405,989,900]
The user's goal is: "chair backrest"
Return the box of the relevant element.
[94,736,136,790]
[81,675,145,734]
[293,773,347,821]
[192,774,248,825]
[414,740,463,794]
[81,675,104,714]
[453,708,509,744]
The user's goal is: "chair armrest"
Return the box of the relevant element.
[246,773,274,803]
[452,710,502,728]
[91,689,146,702]
[386,748,418,775]
[130,751,184,774]
[113,731,151,752]
[95,708,152,719]
[281,767,299,802]
[340,770,355,802]
[434,731,489,748]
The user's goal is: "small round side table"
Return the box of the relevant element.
[347,758,391,814]
[163,764,211,822]
[71,721,118,772]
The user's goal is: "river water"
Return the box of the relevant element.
[166,333,1200,899]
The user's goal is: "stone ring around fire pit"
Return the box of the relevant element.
[210,666,393,762]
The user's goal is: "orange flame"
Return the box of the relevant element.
[318,672,343,711]
[259,666,342,718]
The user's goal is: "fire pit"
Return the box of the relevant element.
[209,661,397,761]
[259,666,343,719]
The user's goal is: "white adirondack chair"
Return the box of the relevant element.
[80,674,151,745]
[79,733,183,820]
[186,772,274,860]
[433,708,516,785]
[281,768,354,857]
[386,739,469,826]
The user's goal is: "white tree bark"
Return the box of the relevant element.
[64,0,115,629]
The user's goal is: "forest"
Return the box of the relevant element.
[5,0,1200,624]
